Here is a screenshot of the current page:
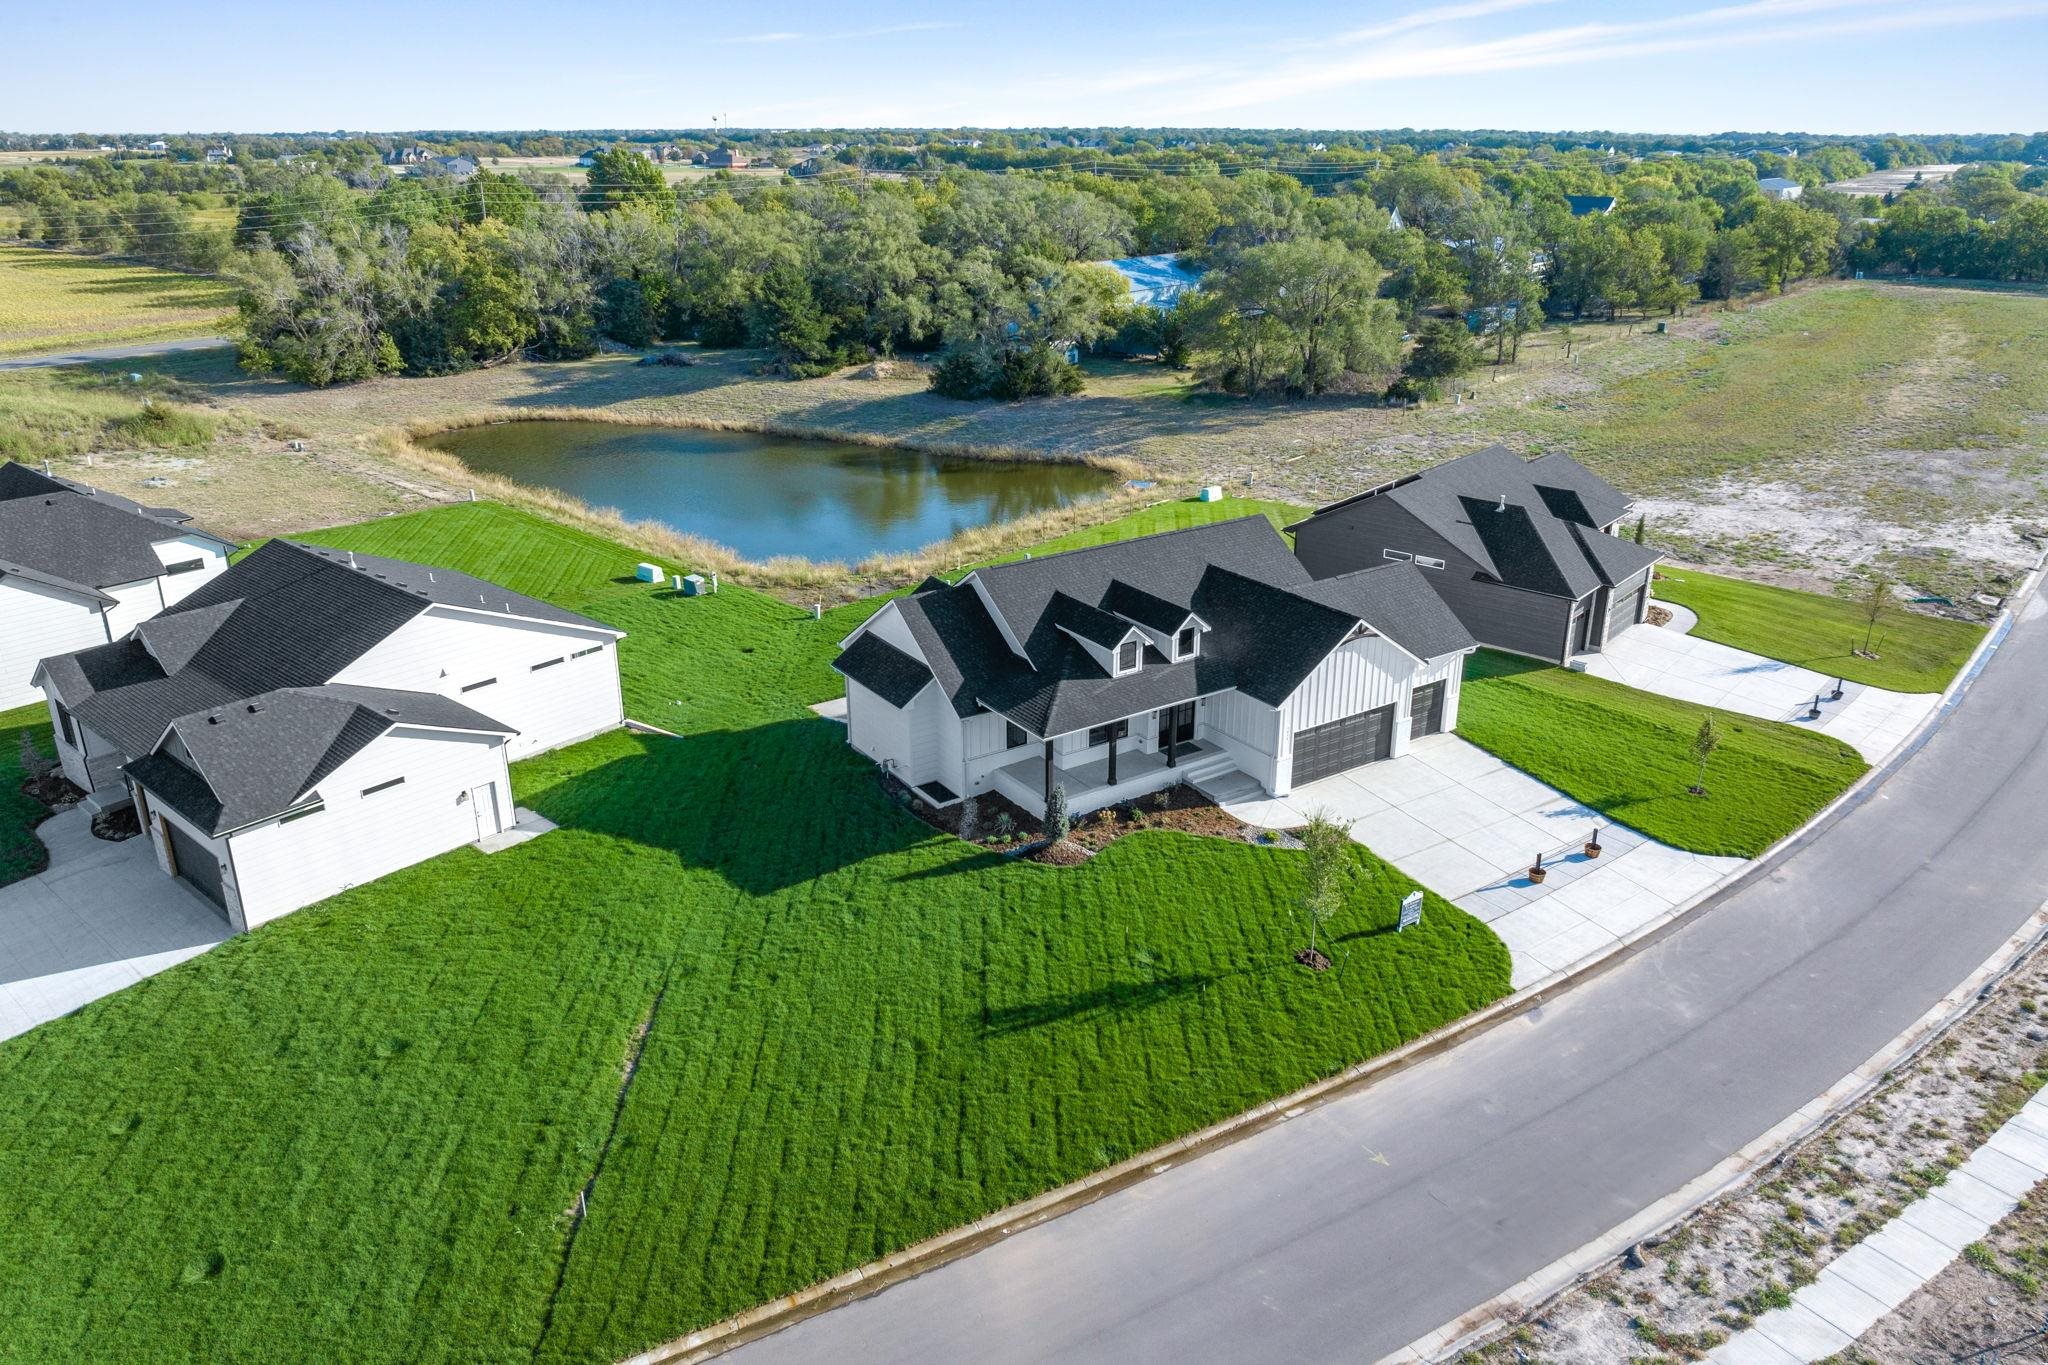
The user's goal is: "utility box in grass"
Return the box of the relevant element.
[635,562,664,583]
[1198,485,1224,502]
[680,573,708,597]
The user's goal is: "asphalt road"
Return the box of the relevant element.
[734,595,2048,1365]
[0,335,232,370]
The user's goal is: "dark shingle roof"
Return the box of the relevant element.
[1292,445,1648,600]
[842,518,1475,737]
[1565,194,1617,216]
[1051,592,1140,648]
[832,632,933,708]
[126,685,512,835]
[0,479,218,594]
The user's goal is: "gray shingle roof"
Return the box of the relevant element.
[0,461,225,595]
[1292,445,1648,600]
[842,518,1475,737]
[832,632,933,708]
[126,684,512,835]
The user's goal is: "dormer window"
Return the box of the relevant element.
[1118,639,1141,672]
[1176,626,1199,659]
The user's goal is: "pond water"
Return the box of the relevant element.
[422,420,1118,564]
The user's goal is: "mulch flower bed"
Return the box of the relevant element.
[890,777,1280,862]
[90,806,142,842]
[20,771,85,809]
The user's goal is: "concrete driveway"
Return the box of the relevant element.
[0,810,229,1042]
[1579,604,1940,762]
[1213,734,1743,990]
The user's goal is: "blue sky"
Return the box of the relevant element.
[6,0,2043,135]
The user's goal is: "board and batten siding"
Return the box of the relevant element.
[1270,636,1466,794]
[330,607,622,760]
[217,728,512,929]
[962,711,1021,796]
[2,576,105,708]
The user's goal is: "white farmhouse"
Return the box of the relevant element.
[1757,176,1804,201]
[34,539,625,929]
[831,518,1476,817]
[0,461,234,709]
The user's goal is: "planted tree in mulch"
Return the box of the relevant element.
[1044,783,1070,845]
[1294,810,1357,972]
[1689,716,1721,797]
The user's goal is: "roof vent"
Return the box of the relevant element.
[1496,494,1508,513]
[246,702,263,714]
[346,550,357,569]
[206,713,222,725]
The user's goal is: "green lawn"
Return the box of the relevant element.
[1651,568,1985,694]
[0,500,1510,1362]
[1458,650,1869,858]
[2,702,56,886]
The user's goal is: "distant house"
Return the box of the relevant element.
[689,149,709,165]
[204,145,232,164]
[384,145,434,165]
[787,157,825,179]
[1289,445,1659,665]
[1564,194,1617,217]
[0,462,234,711]
[575,148,607,167]
[35,540,625,929]
[1096,253,1204,309]
[1387,205,1405,231]
[428,155,478,179]
[146,139,167,153]
[1757,177,1804,201]
[705,147,750,169]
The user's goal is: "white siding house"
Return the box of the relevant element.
[36,537,626,928]
[0,462,233,708]
[832,518,1477,819]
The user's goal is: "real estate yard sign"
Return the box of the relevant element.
[1398,890,1424,932]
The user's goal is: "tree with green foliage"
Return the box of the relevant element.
[1190,238,1399,396]
[1742,200,1842,293]
[580,146,673,217]
[1044,783,1070,844]
[1401,316,1480,397]
[1295,811,1358,966]
[1689,716,1720,797]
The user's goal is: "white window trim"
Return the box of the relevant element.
[1115,637,1143,675]
[1174,625,1201,660]
[1382,549,1414,563]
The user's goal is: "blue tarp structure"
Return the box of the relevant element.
[1099,253,1204,308]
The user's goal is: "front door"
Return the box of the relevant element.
[1159,703,1196,764]
[470,783,502,841]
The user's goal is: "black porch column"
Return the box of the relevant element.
[1162,709,1177,768]
[1107,730,1118,785]
[1043,740,1054,798]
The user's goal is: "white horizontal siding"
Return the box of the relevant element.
[330,607,622,759]
[1202,691,1283,792]
[223,728,511,928]
[845,678,914,778]
[856,603,919,653]
[1,577,105,709]
[153,535,230,607]
[102,578,166,642]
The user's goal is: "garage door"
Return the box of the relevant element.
[1292,705,1396,787]
[164,820,228,917]
[1409,681,1446,740]
[1613,580,1648,633]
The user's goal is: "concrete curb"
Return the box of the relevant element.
[624,576,2035,1365]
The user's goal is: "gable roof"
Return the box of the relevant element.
[844,518,1474,736]
[0,461,226,598]
[832,632,933,708]
[36,538,620,758]
[126,684,512,836]
[1290,445,1654,600]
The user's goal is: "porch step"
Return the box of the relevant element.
[78,790,134,818]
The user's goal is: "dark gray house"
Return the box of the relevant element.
[1288,446,1659,665]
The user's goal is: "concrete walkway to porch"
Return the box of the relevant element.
[1211,734,1744,991]
[1575,604,1939,763]
[0,809,230,1042]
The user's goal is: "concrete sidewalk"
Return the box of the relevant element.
[1215,734,1744,991]
[0,810,228,1041]
[1579,604,1941,762]
[1709,1086,2048,1363]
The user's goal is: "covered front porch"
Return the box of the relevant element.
[990,736,1240,817]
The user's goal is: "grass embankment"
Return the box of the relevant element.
[1459,650,1868,858]
[1,703,56,886]
[1652,568,1986,694]
[0,500,1511,1362]
[0,365,224,466]
[0,244,235,358]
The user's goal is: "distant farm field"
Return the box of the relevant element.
[0,245,235,357]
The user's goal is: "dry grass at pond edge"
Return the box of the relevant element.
[377,407,1154,596]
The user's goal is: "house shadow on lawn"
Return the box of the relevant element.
[981,972,1226,1038]
[520,717,955,896]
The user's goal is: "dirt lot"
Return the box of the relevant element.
[1462,943,2048,1364]
[14,280,2046,599]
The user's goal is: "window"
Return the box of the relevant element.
[1087,719,1130,747]
[1382,549,1414,563]
[571,645,604,659]
[1005,722,1029,749]
[1176,625,1198,658]
[531,657,566,672]
[460,677,497,692]
[1414,556,1446,570]
[361,777,405,797]
[279,802,325,825]
[163,558,206,575]
[55,703,76,748]
[1117,640,1141,672]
